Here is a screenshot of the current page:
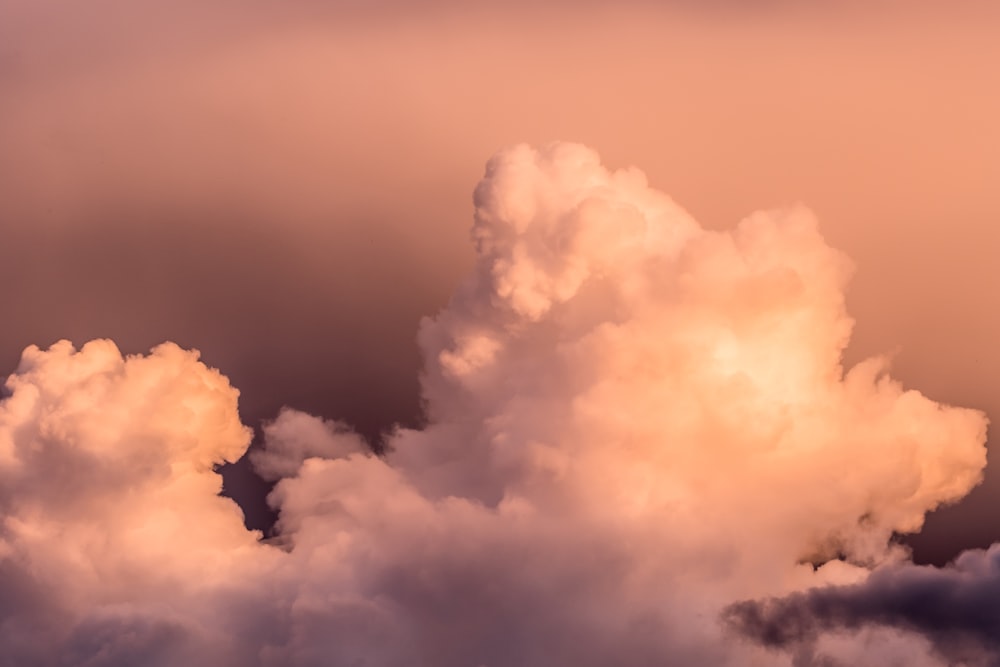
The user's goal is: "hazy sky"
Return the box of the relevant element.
[2,1,1000,664]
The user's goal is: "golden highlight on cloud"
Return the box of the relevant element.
[0,144,989,666]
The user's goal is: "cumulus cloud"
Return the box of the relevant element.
[250,409,367,482]
[0,340,278,666]
[0,143,988,665]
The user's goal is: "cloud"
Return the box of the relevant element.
[4,0,1000,525]
[0,339,278,666]
[0,143,989,665]
[250,409,367,482]
[724,544,1000,666]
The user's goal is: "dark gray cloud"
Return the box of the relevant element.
[724,545,1000,665]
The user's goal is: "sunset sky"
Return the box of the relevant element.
[2,1,1000,665]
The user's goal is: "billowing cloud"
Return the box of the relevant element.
[5,0,1000,555]
[0,144,988,665]
[0,339,278,666]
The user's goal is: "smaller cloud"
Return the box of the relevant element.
[250,408,367,482]
[724,544,1000,666]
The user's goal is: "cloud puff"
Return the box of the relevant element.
[0,143,988,666]
[250,408,367,482]
[0,340,284,666]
